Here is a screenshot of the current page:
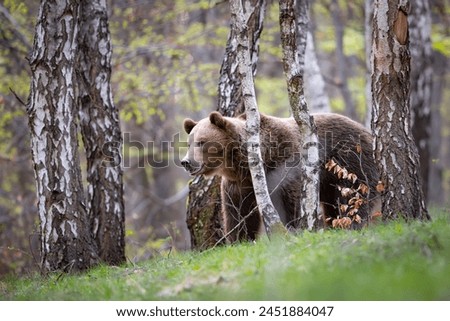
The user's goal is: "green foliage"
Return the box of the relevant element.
[348,76,367,120]
[343,27,365,59]
[255,78,290,117]
[259,2,283,59]
[330,96,345,112]
[3,209,449,300]
[109,1,227,126]
[431,25,450,57]
[3,0,28,16]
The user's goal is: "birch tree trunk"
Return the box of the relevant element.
[330,0,357,120]
[364,0,374,128]
[428,52,446,205]
[409,0,433,202]
[78,0,125,265]
[304,31,331,113]
[279,0,320,230]
[27,0,98,272]
[230,0,283,233]
[186,0,266,249]
[371,0,430,221]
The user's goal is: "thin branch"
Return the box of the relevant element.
[9,87,27,107]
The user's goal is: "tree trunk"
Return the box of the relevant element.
[304,31,331,113]
[364,0,374,128]
[428,51,446,205]
[279,0,320,230]
[330,0,357,121]
[218,0,266,117]
[27,0,98,272]
[78,0,125,265]
[231,0,283,233]
[371,0,430,221]
[409,0,433,202]
[186,0,266,249]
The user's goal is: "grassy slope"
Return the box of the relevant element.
[2,209,449,301]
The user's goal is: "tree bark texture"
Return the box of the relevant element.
[409,0,433,202]
[27,0,99,272]
[78,0,125,265]
[279,0,320,230]
[218,0,266,117]
[371,0,430,221]
[186,0,266,249]
[231,0,282,233]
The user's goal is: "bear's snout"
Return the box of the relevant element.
[181,157,203,175]
[181,158,192,170]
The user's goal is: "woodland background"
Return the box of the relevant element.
[0,0,449,276]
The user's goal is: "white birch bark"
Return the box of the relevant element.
[330,0,357,120]
[230,0,283,233]
[27,0,98,272]
[364,0,374,128]
[371,0,429,221]
[279,0,320,230]
[78,0,125,265]
[304,31,330,113]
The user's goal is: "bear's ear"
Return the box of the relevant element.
[209,111,229,130]
[184,118,198,134]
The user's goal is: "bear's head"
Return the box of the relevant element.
[181,112,243,178]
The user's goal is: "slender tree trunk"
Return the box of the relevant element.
[364,0,374,128]
[330,0,357,120]
[186,0,266,249]
[428,51,446,205]
[218,0,266,117]
[78,0,125,265]
[409,0,433,202]
[27,0,98,272]
[304,31,331,113]
[279,0,320,230]
[230,0,283,233]
[371,0,430,221]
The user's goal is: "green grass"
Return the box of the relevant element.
[1,209,450,301]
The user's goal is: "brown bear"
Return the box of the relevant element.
[182,112,379,242]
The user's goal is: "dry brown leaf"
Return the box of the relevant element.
[340,204,348,213]
[337,167,348,179]
[353,198,364,209]
[358,183,369,195]
[332,217,352,229]
[325,159,337,172]
[348,195,361,205]
[354,214,362,224]
[356,143,362,154]
[348,208,359,217]
[348,173,358,183]
[341,187,353,198]
[371,211,382,219]
[376,181,385,193]
[334,164,342,175]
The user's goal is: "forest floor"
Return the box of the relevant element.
[1,208,450,301]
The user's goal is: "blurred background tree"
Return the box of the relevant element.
[0,0,448,276]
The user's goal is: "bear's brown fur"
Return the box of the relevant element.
[182,112,378,242]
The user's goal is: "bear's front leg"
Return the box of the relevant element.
[221,179,261,243]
